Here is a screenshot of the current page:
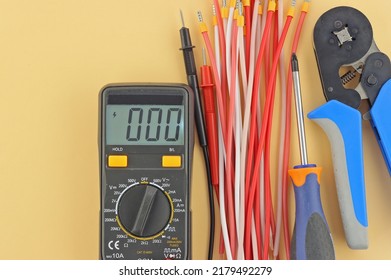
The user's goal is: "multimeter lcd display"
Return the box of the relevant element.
[106,105,184,145]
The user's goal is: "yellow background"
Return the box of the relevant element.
[0,0,390,260]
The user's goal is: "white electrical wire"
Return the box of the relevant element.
[234,16,244,259]
[218,121,232,260]
[213,9,232,260]
[237,15,247,260]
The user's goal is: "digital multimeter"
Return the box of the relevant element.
[99,84,194,260]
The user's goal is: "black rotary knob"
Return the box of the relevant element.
[116,183,172,239]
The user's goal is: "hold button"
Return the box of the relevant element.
[162,155,181,168]
[108,155,128,168]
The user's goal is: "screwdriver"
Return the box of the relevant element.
[288,53,335,260]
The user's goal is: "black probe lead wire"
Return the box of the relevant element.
[179,10,215,260]
[203,146,215,260]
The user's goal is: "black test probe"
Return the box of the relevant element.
[179,10,215,260]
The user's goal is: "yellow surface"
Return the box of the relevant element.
[162,155,182,168]
[107,155,127,168]
[0,0,391,260]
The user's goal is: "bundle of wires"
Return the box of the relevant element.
[197,0,310,260]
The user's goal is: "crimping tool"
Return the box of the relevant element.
[308,6,391,250]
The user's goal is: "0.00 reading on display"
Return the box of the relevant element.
[106,105,185,146]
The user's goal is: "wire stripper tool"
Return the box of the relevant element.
[309,6,391,250]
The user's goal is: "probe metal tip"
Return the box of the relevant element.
[180,9,185,27]
[202,48,207,66]
[291,0,297,6]
[291,53,299,72]
[223,0,227,8]
[197,11,203,22]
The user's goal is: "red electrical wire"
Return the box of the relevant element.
[254,6,280,260]
[244,9,274,259]
[268,9,280,259]
[225,22,239,260]
[263,36,280,260]
[282,7,309,260]
[246,13,293,260]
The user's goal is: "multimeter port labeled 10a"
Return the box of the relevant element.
[99,84,194,260]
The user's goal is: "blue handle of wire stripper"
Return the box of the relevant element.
[370,79,391,175]
[308,100,368,249]
[289,165,335,260]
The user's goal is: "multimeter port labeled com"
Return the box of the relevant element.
[99,84,194,260]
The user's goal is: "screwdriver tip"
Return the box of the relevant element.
[291,53,299,72]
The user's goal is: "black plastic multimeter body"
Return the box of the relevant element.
[99,84,194,260]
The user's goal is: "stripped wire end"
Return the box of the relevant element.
[222,0,229,19]
[302,0,311,12]
[197,10,204,22]
[287,0,296,17]
[237,0,243,14]
[234,0,240,19]
[212,4,218,26]
[235,0,241,9]
[197,11,208,33]
[237,2,244,27]
[180,9,185,27]
[259,1,263,15]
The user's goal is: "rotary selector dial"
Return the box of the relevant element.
[116,183,173,239]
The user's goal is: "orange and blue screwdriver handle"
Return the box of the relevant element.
[288,164,335,260]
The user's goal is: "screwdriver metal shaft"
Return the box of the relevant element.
[291,54,308,165]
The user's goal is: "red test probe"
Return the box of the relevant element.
[200,49,220,189]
